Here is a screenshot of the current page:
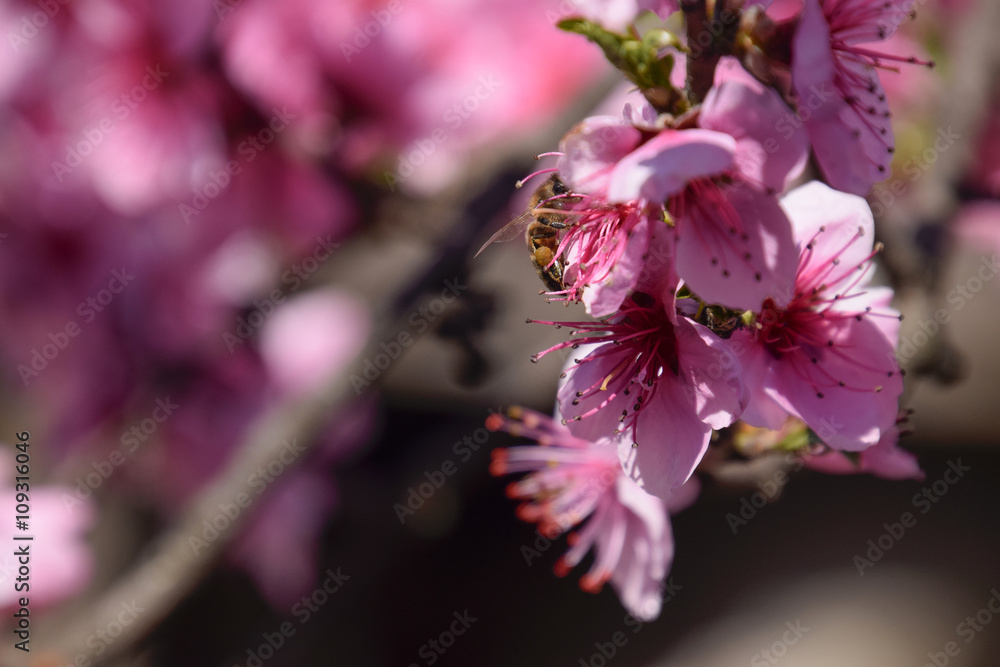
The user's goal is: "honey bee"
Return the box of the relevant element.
[475,174,580,291]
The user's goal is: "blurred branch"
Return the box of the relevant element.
[881,0,1000,287]
[32,314,398,664]
[14,70,621,667]
[682,0,717,103]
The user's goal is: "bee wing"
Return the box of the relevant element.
[474,210,533,258]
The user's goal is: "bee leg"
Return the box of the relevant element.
[529,227,558,241]
[532,247,563,292]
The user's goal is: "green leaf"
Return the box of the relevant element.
[557,18,685,113]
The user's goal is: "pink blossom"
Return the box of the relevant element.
[559,0,680,32]
[735,181,903,451]
[555,61,804,311]
[547,188,661,317]
[803,419,923,480]
[551,114,731,315]
[488,408,673,620]
[791,0,930,195]
[260,290,370,398]
[558,114,734,201]
[667,58,805,310]
[700,58,810,194]
[534,288,747,498]
[578,59,809,200]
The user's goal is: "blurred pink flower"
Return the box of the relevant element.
[220,0,607,193]
[260,289,370,397]
[6,0,227,216]
[876,31,938,113]
[952,201,1000,257]
[488,408,673,621]
[561,0,680,31]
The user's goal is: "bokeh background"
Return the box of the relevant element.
[1,0,999,665]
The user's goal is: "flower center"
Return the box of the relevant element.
[548,197,648,303]
[757,295,824,359]
[531,292,679,434]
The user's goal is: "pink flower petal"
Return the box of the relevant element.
[616,380,713,498]
[700,57,809,193]
[610,477,674,621]
[767,314,902,450]
[792,0,838,121]
[674,184,798,311]
[677,319,749,429]
[607,129,735,203]
[731,333,792,430]
[781,181,876,300]
[581,215,653,317]
[559,116,643,194]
